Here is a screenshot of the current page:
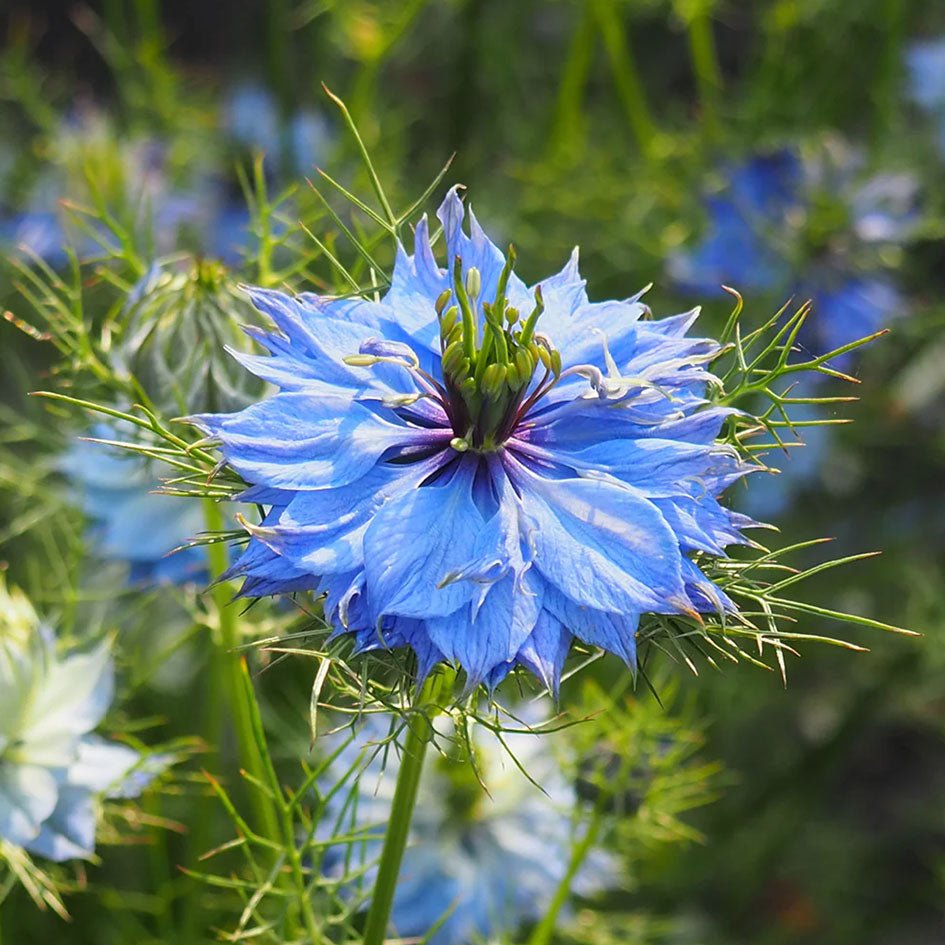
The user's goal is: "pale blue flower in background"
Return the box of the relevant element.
[736,400,831,520]
[319,705,617,945]
[66,427,206,585]
[907,37,945,153]
[668,145,916,370]
[668,145,916,517]
[0,582,162,861]
[194,187,755,691]
[0,210,68,262]
[224,82,331,177]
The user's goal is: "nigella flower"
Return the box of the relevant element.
[193,187,754,691]
[0,580,163,861]
[319,706,617,945]
[907,37,945,153]
[66,425,207,586]
[668,146,917,369]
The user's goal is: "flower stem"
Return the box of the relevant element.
[362,670,451,945]
[202,499,281,843]
[685,1,723,139]
[526,801,604,945]
[591,0,657,158]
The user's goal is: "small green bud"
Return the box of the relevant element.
[435,288,453,316]
[454,357,472,383]
[439,304,460,337]
[459,376,478,399]
[442,339,466,376]
[514,347,535,384]
[506,306,520,326]
[535,344,552,372]
[450,436,470,452]
[447,322,464,347]
[465,266,481,301]
[482,362,508,396]
[550,348,562,376]
[505,360,524,389]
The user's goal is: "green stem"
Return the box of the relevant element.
[202,500,281,843]
[591,0,657,158]
[526,799,604,945]
[238,659,323,942]
[549,2,596,159]
[685,2,723,139]
[362,672,450,945]
[873,0,904,147]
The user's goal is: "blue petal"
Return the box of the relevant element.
[436,187,530,313]
[545,438,745,498]
[515,611,573,696]
[427,570,544,688]
[0,765,59,850]
[543,586,639,668]
[506,459,689,615]
[191,392,425,491]
[363,461,483,620]
[23,786,96,862]
[652,494,751,556]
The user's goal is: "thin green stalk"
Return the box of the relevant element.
[549,2,596,159]
[202,499,281,843]
[362,671,452,945]
[685,2,723,138]
[527,802,604,945]
[873,0,904,146]
[238,660,323,943]
[591,0,657,158]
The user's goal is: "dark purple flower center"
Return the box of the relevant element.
[436,249,559,452]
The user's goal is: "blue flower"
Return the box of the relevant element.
[0,210,69,263]
[668,147,916,367]
[907,38,945,141]
[66,426,207,586]
[0,581,162,861]
[193,187,754,691]
[223,82,331,177]
[319,705,617,945]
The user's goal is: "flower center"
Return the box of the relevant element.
[436,249,560,452]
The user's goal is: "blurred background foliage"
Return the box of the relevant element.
[1,0,944,943]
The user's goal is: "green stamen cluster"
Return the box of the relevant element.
[438,247,561,451]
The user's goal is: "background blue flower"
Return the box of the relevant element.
[65,427,207,586]
[907,37,945,153]
[667,146,916,368]
[224,82,332,178]
[0,581,162,861]
[319,705,617,945]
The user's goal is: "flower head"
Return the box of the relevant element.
[116,260,268,416]
[195,187,754,691]
[320,706,617,945]
[668,146,917,367]
[0,581,160,861]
